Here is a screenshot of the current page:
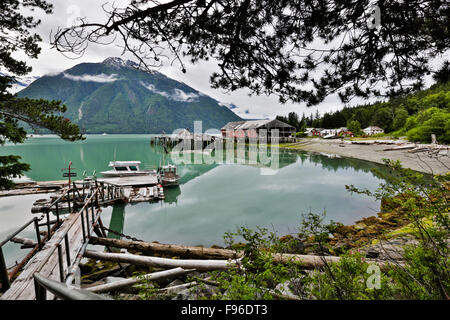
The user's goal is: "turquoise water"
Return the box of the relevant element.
[0,134,387,264]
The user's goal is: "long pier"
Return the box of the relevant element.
[0,177,163,300]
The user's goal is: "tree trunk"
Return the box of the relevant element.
[272,253,393,270]
[87,238,392,270]
[11,236,37,248]
[88,236,240,260]
[86,267,194,293]
[83,250,239,271]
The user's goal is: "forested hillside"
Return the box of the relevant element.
[277,73,450,143]
[18,57,242,134]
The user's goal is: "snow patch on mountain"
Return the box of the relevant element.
[102,57,150,72]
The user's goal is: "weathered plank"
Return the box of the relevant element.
[0,206,100,300]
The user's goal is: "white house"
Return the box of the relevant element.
[322,129,339,137]
[363,126,384,136]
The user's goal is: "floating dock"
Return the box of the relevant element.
[29,175,164,214]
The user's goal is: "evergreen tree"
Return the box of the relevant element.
[393,106,409,131]
[372,107,393,132]
[0,0,83,189]
[433,61,450,84]
[347,120,362,136]
[52,1,450,106]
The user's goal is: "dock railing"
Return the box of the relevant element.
[33,273,110,300]
[0,187,73,293]
[32,187,102,300]
[1,180,126,298]
[0,217,42,293]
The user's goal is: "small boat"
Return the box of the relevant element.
[158,164,180,186]
[100,161,156,177]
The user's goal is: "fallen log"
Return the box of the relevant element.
[11,236,37,249]
[86,239,393,270]
[84,250,239,271]
[86,267,195,293]
[408,147,429,153]
[157,281,197,295]
[382,144,416,151]
[272,253,394,271]
[272,253,341,266]
[88,236,240,260]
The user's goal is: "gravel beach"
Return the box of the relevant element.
[290,138,450,175]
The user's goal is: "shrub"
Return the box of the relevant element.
[210,227,295,300]
[406,109,450,143]
[207,161,449,301]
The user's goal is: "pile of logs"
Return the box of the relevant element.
[81,237,393,297]
[348,138,449,156]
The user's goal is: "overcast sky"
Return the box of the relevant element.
[17,0,394,119]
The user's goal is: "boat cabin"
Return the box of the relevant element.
[108,161,142,172]
[160,164,177,173]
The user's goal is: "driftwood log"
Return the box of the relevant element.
[84,245,392,272]
[88,237,239,260]
[87,267,195,293]
[11,236,37,249]
[87,238,394,269]
[84,250,239,271]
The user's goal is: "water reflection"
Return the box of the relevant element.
[0,135,390,248]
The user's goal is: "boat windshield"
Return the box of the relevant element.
[114,166,129,171]
[129,166,138,171]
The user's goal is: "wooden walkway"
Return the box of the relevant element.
[0,190,102,300]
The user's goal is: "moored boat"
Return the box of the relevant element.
[158,164,180,186]
[100,161,156,177]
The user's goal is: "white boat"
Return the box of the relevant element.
[100,161,156,177]
[158,164,180,186]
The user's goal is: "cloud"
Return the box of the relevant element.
[140,82,171,99]
[63,73,119,83]
[140,82,200,103]
[171,88,199,102]
[24,1,441,119]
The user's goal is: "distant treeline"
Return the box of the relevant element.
[277,78,450,143]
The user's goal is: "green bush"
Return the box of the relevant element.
[305,252,395,300]
[206,160,449,300]
[209,227,295,300]
[406,109,450,143]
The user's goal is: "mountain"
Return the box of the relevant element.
[218,101,269,119]
[17,57,242,133]
[0,72,41,94]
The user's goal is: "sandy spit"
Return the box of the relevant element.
[285,139,450,175]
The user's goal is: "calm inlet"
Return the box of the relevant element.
[0,135,388,265]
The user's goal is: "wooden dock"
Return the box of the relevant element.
[0,174,162,202]
[0,174,170,300]
[0,187,113,300]
[30,178,164,213]
[0,180,67,198]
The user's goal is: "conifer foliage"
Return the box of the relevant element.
[0,0,83,189]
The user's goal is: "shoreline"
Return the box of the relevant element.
[281,138,450,175]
